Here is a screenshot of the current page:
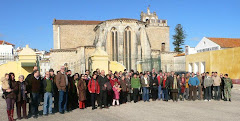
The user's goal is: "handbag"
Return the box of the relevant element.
[2,93,6,99]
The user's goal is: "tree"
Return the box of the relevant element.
[172,24,186,52]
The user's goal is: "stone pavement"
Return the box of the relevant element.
[1,84,240,121]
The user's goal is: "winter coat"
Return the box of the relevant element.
[78,79,86,101]
[110,78,119,87]
[120,79,127,92]
[55,72,68,91]
[204,76,213,87]
[131,77,141,89]
[98,75,109,91]
[88,78,100,94]
[189,76,200,86]
[3,80,18,99]
[150,76,159,89]
[141,77,150,87]
[1,77,10,90]
[17,81,27,102]
[112,85,120,100]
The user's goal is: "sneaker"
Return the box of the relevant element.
[204,99,208,101]
[229,99,231,102]
[209,100,211,102]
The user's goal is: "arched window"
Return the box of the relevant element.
[110,27,118,61]
[124,27,132,70]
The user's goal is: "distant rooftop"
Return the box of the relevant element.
[0,40,14,46]
[207,37,240,48]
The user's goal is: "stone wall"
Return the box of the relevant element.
[145,26,170,52]
[160,52,178,72]
[50,49,79,74]
[174,56,186,72]
[53,25,96,49]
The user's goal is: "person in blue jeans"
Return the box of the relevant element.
[56,66,69,114]
[188,73,200,101]
[141,73,150,102]
[43,71,54,115]
[157,72,163,100]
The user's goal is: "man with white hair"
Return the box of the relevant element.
[56,66,68,114]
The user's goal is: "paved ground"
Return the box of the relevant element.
[1,85,240,121]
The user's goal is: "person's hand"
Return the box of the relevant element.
[25,91,27,93]
[104,84,107,87]
[132,88,133,90]
[89,91,92,93]
[6,89,12,92]
[204,86,206,88]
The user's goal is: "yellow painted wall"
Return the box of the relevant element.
[186,47,240,80]
[109,61,125,72]
[0,45,36,83]
[90,48,109,73]
[0,61,34,82]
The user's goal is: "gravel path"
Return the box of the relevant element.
[1,85,240,121]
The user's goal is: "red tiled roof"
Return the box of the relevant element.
[0,40,14,45]
[207,37,240,48]
[174,53,185,57]
[53,19,103,25]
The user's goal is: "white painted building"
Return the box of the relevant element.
[39,52,50,76]
[0,40,15,65]
[185,37,240,55]
[195,37,221,53]
[186,37,240,73]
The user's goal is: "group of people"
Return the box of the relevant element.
[1,66,233,121]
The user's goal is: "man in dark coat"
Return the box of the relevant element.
[150,73,158,101]
[49,69,58,113]
[167,72,174,100]
[67,70,76,111]
[25,66,38,118]
[98,70,109,109]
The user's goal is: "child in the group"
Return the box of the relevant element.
[112,82,121,106]
[1,73,10,97]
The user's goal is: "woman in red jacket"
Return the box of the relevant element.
[88,74,100,110]
[110,74,118,87]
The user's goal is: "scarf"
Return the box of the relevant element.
[173,78,177,89]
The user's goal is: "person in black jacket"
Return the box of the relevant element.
[29,70,42,118]
[161,75,170,101]
[167,72,174,100]
[98,70,109,109]
[25,66,38,118]
[150,73,158,101]
[67,70,76,111]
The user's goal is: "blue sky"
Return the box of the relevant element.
[0,0,239,51]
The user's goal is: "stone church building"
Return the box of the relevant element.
[50,7,178,74]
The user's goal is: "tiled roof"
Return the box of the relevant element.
[174,53,185,57]
[207,37,240,48]
[0,40,14,45]
[53,19,103,25]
